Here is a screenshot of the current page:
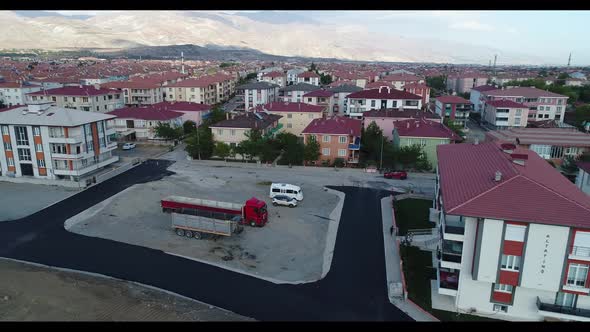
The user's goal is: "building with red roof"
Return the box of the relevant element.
[152,101,212,126]
[252,102,325,136]
[576,161,590,195]
[435,95,472,128]
[379,73,424,90]
[107,106,184,141]
[0,81,42,107]
[302,89,333,109]
[445,72,489,94]
[296,71,320,86]
[166,73,237,105]
[260,71,287,87]
[403,82,431,108]
[302,117,362,165]
[432,141,590,321]
[345,86,422,118]
[469,85,500,113]
[26,86,124,113]
[210,112,282,148]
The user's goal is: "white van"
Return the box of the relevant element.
[269,183,303,201]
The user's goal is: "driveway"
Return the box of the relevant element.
[0,159,411,321]
[465,119,487,143]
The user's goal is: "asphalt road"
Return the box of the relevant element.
[0,159,411,321]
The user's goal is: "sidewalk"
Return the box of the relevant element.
[381,196,439,322]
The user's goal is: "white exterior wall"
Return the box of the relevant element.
[346,98,422,117]
[575,168,590,195]
[470,90,484,113]
[244,87,278,110]
[0,86,42,106]
[296,77,320,86]
[475,218,504,282]
[270,111,322,136]
[212,127,248,146]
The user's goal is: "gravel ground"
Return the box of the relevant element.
[66,163,341,284]
[0,258,252,321]
[0,182,78,222]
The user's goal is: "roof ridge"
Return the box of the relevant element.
[447,173,520,214]
[519,171,590,213]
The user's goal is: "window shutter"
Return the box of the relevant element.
[505,225,526,242]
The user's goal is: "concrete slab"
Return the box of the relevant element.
[0,182,78,222]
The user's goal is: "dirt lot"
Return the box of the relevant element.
[0,258,252,321]
[66,163,342,284]
[0,182,78,222]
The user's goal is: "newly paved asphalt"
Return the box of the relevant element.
[0,159,411,321]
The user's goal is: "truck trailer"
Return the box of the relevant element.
[161,196,268,239]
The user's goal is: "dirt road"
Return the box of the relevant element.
[0,259,252,321]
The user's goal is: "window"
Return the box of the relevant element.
[96,106,99,111]
[493,304,508,313]
[515,109,522,116]
[7,157,14,167]
[18,148,31,161]
[539,106,544,111]
[544,114,549,119]
[505,224,526,242]
[51,144,66,154]
[287,114,292,119]
[64,97,68,102]
[1,126,8,135]
[37,159,45,168]
[339,136,347,144]
[51,96,56,102]
[494,283,513,293]
[82,97,89,103]
[567,263,589,287]
[287,123,293,128]
[81,158,88,167]
[15,126,29,145]
[501,255,520,271]
[323,135,331,143]
[35,144,43,152]
[72,97,76,102]
[272,188,280,193]
[558,99,563,105]
[338,149,347,157]
[371,100,376,107]
[87,140,94,152]
[217,129,223,135]
[104,105,107,110]
[33,127,41,136]
[322,148,330,156]
[555,292,577,308]
[556,106,563,113]
[4,142,12,151]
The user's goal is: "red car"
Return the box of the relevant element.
[384,170,408,180]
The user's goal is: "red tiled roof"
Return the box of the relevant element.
[486,127,590,147]
[486,99,529,108]
[484,86,568,99]
[262,71,285,78]
[394,118,461,140]
[0,82,40,88]
[302,117,362,137]
[302,90,333,98]
[381,73,422,82]
[168,73,233,88]
[436,95,470,104]
[363,108,440,120]
[297,71,319,78]
[102,80,160,89]
[437,142,590,227]
[471,85,499,92]
[365,81,394,89]
[253,102,325,113]
[403,82,430,90]
[152,101,211,112]
[107,107,183,121]
[347,87,421,100]
[27,86,118,96]
[578,162,590,174]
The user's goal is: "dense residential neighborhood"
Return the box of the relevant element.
[1,9,590,323]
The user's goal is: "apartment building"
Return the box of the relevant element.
[403,83,431,109]
[302,90,332,113]
[576,162,590,195]
[26,86,124,113]
[301,117,362,166]
[482,87,569,123]
[151,101,211,126]
[0,81,42,107]
[380,73,425,90]
[286,68,306,85]
[345,86,422,119]
[435,95,472,128]
[470,85,499,113]
[166,73,236,105]
[101,80,164,106]
[446,73,489,94]
[482,100,530,129]
[432,141,590,321]
[237,82,280,110]
[107,107,183,141]
[363,109,442,141]
[485,127,590,161]
[260,71,287,87]
[252,102,325,136]
[210,112,282,149]
[296,71,320,86]
[279,83,321,103]
[0,103,118,184]
[328,84,362,115]
[257,67,283,82]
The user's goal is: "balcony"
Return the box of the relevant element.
[438,267,459,296]
[47,135,84,144]
[348,137,361,150]
[537,297,590,321]
[569,246,590,261]
[443,214,465,241]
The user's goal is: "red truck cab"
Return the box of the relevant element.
[243,197,268,227]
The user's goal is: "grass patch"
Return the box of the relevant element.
[257,181,272,186]
[399,245,500,322]
[394,198,434,235]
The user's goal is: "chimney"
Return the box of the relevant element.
[494,171,502,182]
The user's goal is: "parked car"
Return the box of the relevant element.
[122,143,136,150]
[384,170,408,180]
[272,195,298,208]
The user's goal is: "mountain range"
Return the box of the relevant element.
[0,10,554,65]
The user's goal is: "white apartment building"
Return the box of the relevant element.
[166,73,236,105]
[576,162,590,196]
[469,85,500,113]
[101,80,164,106]
[26,86,124,113]
[0,103,118,185]
[236,82,280,110]
[260,72,287,87]
[328,84,362,115]
[345,86,422,118]
[287,68,306,85]
[296,72,320,86]
[256,67,283,82]
[107,107,184,141]
[482,100,530,129]
[432,141,590,321]
[279,83,321,103]
[0,82,42,107]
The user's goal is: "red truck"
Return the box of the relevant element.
[161,196,268,228]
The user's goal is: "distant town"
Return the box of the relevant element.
[1,49,590,322]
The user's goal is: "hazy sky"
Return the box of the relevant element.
[48,10,590,65]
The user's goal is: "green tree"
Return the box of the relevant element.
[303,136,321,165]
[397,145,423,169]
[320,73,333,85]
[246,72,257,80]
[219,62,236,68]
[333,158,345,168]
[213,142,231,160]
[443,118,466,137]
[185,126,215,159]
[238,129,263,161]
[309,63,317,72]
[361,122,384,162]
[203,106,226,126]
[154,122,182,140]
[183,120,197,135]
[561,155,579,175]
[276,132,304,165]
[573,105,590,129]
[426,75,446,91]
